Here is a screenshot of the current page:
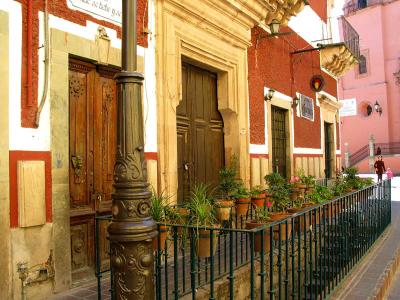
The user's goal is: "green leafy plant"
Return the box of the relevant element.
[264,173,291,212]
[300,174,316,188]
[187,183,217,228]
[344,167,358,180]
[254,207,270,223]
[250,185,266,197]
[306,185,333,204]
[343,167,369,190]
[331,178,347,196]
[218,155,240,199]
[232,183,250,200]
[150,191,171,223]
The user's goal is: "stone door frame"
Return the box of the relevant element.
[49,28,144,291]
[156,1,251,200]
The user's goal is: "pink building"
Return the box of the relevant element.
[339,0,400,173]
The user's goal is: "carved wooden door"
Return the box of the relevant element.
[177,63,224,203]
[69,59,117,282]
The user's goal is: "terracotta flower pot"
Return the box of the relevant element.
[290,189,299,202]
[215,199,234,222]
[251,193,272,208]
[294,212,310,232]
[153,225,168,251]
[235,198,250,218]
[246,221,271,253]
[286,207,302,214]
[195,227,219,258]
[269,213,292,241]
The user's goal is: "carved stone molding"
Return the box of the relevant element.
[320,43,358,77]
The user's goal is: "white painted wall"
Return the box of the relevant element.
[2,0,158,153]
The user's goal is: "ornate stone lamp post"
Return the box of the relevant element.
[108,1,157,299]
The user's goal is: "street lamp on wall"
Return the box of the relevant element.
[269,19,280,35]
[291,95,299,109]
[264,88,275,102]
[374,101,382,116]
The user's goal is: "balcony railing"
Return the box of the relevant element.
[344,0,389,16]
[95,180,391,299]
[339,16,360,59]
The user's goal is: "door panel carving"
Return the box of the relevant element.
[70,217,94,281]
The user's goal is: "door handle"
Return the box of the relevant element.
[184,162,190,171]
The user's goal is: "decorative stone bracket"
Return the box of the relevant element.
[320,43,358,78]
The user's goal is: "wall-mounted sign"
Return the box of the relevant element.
[67,0,122,24]
[310,75,325,92]
[300,94,314,121]
[339,98,357,116]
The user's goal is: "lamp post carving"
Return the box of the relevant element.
[108,1,156,299]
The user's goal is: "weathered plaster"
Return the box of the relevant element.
[0,9,11,300]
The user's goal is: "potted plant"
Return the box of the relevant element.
[265,173,291,219]
[233,183,251,220]
[215,158,239,221]
[289,176,301,204]
[295,170,307,196]
[343,167,359,192]
[264,173,292,240]
[246,207,271,253]
[300,174,316,195]
[150,191,171,251]
[187,183,219,258]
[250,185,271,208]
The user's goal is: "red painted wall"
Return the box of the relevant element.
[18,0,148,128]
[309,0,327,22]
[248,26,338,148]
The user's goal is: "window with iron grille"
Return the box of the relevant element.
[358,55,367,74]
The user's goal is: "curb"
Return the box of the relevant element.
[372,247,400,300]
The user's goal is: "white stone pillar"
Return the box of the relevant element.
[344,142,350,168]
[369,135,375,172]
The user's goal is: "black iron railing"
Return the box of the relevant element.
[375,142,400,156]
[96,180,391,299]
[340,16,360,59]
[349,142,400,166]
[349,144,370,166]
[344,0,388,16]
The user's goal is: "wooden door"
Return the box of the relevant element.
[271,106,288,178]
[324,122,333,178]
[177,63,224,203]
[69,59,117,282]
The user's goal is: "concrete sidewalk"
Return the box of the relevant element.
[329,201,400,300]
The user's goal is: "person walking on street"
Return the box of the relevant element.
[374,155,386,182]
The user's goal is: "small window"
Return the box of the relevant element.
[358,0,367,9]
[358,55,367,75]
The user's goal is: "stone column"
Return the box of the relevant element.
[369,135,375,172]
[344,142,350,168]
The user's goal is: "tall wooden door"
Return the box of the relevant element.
[324,122,333,178]
[177,63,224,203]
[69,59,117,282]
[271,106,288,178]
